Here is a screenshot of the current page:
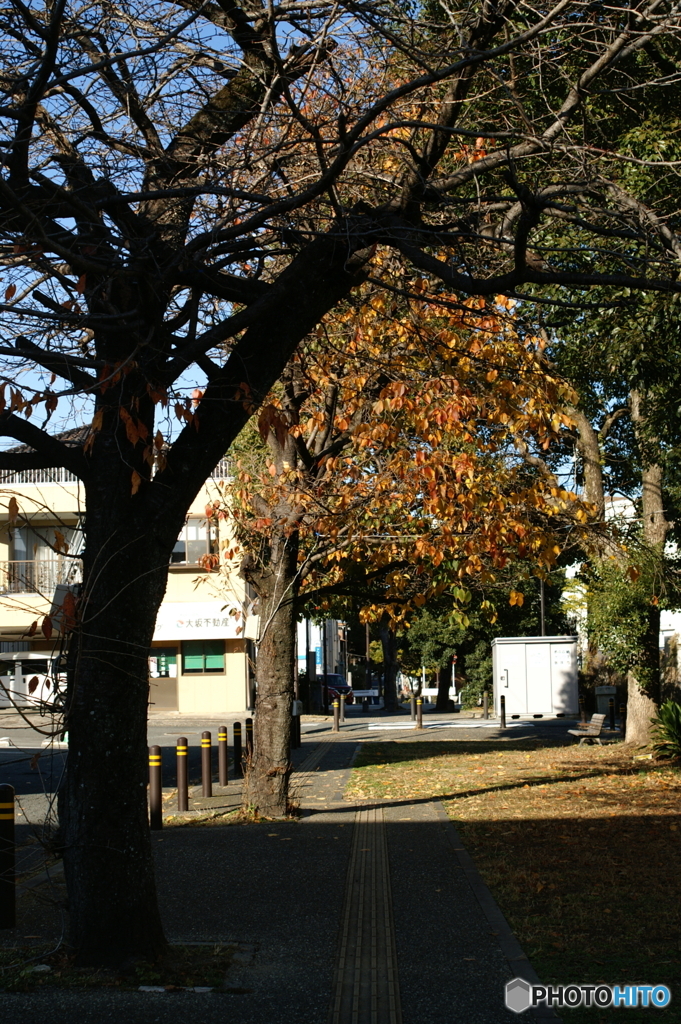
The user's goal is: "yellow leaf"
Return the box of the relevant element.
[131,470,142,495]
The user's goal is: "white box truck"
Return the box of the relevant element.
[492,636,578,718]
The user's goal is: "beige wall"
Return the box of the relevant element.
[0,475,252,713]
[149,639,249,714]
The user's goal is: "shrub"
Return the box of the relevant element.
[650,700,681,759]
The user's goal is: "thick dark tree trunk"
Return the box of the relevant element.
[435,660,453,711]
[379,614,398,711]
[60,480,184,964]
[242,525,298,817]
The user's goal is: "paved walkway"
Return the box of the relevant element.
[2,716,561,1023]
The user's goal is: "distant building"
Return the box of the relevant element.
[0,452,255,714]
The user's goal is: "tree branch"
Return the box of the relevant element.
[0,413,88,480]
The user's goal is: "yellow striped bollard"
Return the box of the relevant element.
[177,737,188,812]
[148,746,163,830]
[218,726,228,787]
[201,731,212,798]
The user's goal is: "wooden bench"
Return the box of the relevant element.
[568,713,607,745]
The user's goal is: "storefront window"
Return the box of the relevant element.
[149,648,178,678]
[181,640,224,673]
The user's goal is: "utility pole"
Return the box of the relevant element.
[540,579,546,637]
[323,621,329,714]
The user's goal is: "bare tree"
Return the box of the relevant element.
[3,0,681,964]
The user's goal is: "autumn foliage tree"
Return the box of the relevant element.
[223,279,589,815]
[3,0,681,964]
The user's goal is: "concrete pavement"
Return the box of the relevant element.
[0,706,565,1022]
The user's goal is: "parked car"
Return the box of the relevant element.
[324,674,354,704]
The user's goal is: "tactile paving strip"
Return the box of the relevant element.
[329,803,402,1024]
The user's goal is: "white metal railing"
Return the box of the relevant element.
[0,461,230,485]
[0,467,79,485]
[0,559,83,594]
[210,458,230,480]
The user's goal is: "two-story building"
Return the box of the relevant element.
[0,449,255,715]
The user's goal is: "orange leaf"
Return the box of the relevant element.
[27,620,38,637]
[4,283,16,301]
[131,470,142,495]
[28,675,40,694]
[76,274,86,294]
[119,407,140,446]
[61,591,77,629]
[8,496,19,523]
[42,616,53,640]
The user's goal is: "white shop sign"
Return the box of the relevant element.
[153,602,243,641]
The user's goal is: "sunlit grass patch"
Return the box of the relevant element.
[349,739,681,1020]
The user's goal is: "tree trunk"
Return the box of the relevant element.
[60,486,182,964]
[626,669,659,745]
[435,660,453,711]
[379,614,399,711]
[242,525,298,817]
[626,391,670,744]
[568,407,606,520]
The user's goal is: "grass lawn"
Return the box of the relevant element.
[348,738,681,1022]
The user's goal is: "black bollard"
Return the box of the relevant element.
[340,693,346,723]
[620,703,627,737]
[290,707,301,750]
[579,694,586,723]
[483,690,489,720]
[362,696,369,713]
[416,697,423,730]
[201,731,212,798]
[410,695,416,721]
[245,717,254,759]
[500,694,506,729]
[234,722,243,778]
[177,737,188,812]
[0,784,15,929]
[218,726,228,787]
[609,697,616,731]
[332,699,340,732]
[149,746,163,830]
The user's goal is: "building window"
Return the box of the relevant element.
[181,640,225,674]
[12,524,80,560]
[149,648,178,678]
[171,518,218,565]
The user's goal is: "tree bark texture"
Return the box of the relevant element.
[60,473,187,963]
[626,669,660,746]
[242,525,298,817]
[568,407,606,521]
[379,614,399,712]
[435,660,453,712]
[626,391,670,743]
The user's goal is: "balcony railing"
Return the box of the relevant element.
[0,460,230,486]
[0,467,80,485]
[0,560,83,595]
